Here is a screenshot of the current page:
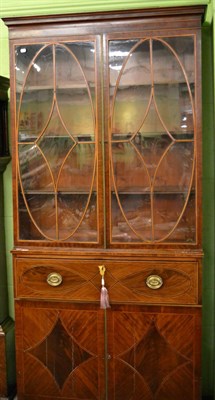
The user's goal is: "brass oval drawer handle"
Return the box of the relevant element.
[146,275,163,290]
[47,272,63,287]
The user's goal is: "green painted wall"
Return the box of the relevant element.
[0,0,214,397]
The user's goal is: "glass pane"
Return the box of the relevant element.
[15,45,43,120]
[167,192,195,243]
[152,38,194,139]
[112,193,152,242]
[112,142,150,193]
[109,40,139,86]
[37,104,75,184]
[18,90,53,142]
[110,40,151,137]
[56,43,95,139]
[19,144,54,191]
[153,192,195,242]
[65,42,96,106]
[20,193,56,240]
[153,142,194,192]
[18,191,45,240]
[165,37,194,85]
[18,45,54,141]
[58,142,96,192]
[138,100,173,181]
[58,193,97,241]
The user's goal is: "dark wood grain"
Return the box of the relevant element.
[107,306,201,400]
[15,301,201,400]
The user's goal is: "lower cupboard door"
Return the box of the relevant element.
[15,302,201,400]
[106,306,201,400]
[15,301,106,400]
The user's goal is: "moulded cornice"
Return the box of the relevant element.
[0,0,211,20]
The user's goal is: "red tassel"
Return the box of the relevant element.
[99,266,111,309]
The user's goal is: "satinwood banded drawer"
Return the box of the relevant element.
[106,260,200,305]
[15,258,199,305]
[15,258,101,302]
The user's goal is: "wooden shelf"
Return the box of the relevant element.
[112,190,195,195]
[22,190,95,195]
[16,83,95,93]
[20,188,194,196]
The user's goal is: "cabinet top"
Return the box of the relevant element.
[3,6,205,28]
[3,6,205,42]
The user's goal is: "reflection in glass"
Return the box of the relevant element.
[153,192,195,242]
[18,45,54,140]
[153,142,194,193]
[112,142,150,193]
[23,193,56,240]
[112,193,151,242]
[56,44,95,138]
[18,191,45,240]
[58,143,95,192]
[57,87,95,138]
[18,89,53,142]
[65,42,96,105]
[16,45,44,86]
[152,38,194,138]
[37,104,75,184]
[19,144,54,191]
[59,193,97,242]
[164,36,194,85]
[109,40,139,85]
[110,40,151,137]
[168,193,195,243]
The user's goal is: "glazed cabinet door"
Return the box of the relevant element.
[15,301,106,400]
[15,38,103,246]
[106,32,200,247]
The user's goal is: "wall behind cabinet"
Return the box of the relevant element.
[0,0,214,397]
[202,22,215,398]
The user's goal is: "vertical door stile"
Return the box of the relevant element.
[149,38,155,242]
[101,33,108,250]
[101,34,109,400]
[102,34,107,249]
[104,307,109,400]
[53,44,59,240]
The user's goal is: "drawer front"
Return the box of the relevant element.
[15,258,101,302]
[107,260,199,305]
[15,258,199,305]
